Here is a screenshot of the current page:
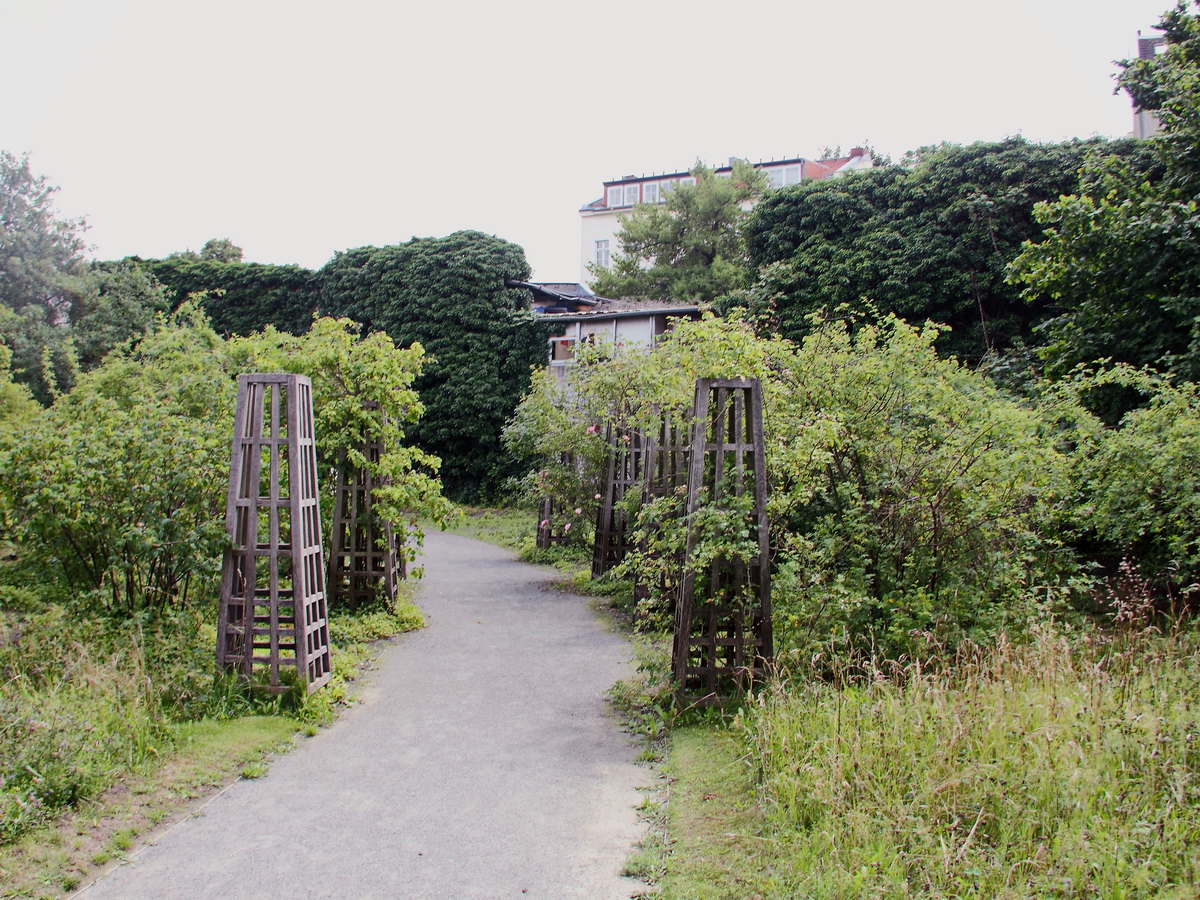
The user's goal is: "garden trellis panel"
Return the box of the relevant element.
[217,374,332,693]
[673,378,772,702]
[535,453,577,549]
[328,405,404,612]
[591,425,646,578]
[632,409,691,621]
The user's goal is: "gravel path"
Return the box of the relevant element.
[78,530,649,899]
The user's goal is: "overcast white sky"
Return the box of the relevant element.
[2,0,1176,283]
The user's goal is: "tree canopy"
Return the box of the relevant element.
[320,230,551,500]
[1013,1,1200,381]
[588,160,768,303]
[739,138,1111,364]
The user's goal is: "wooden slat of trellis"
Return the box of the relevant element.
[632,408,691,623]
[328,407,404,612]
[672,378,771,703]
[591,425,645,578]
[217,374,332,694]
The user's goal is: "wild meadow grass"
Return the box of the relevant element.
[0,590,425,851]
[739,627,1200,898]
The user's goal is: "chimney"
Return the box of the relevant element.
[1138,31,1164,59]
[849,147,867,158]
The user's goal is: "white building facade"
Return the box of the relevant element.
[579,149,874,285]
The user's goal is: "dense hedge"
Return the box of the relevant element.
[742,138,1121,363]
[320,231,552,500]
[142,256,320,336]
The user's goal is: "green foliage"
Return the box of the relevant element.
[0,150,89,317]
[741,138,1110,364]
[199,237,244,263]
[0,343,37,432]
[516,315,1075,663]
[232,316,455,574]
[0,307,235,616]
[589,160,768,303]
[1013,3,1200,381]
[0,304,451,617]
[320,230,551,500]
[1050,364,1200,590]
[740,629,1200,897]
[768,316,1074,663]
[143,255,320,336]
[72,259,173,370]
[0,607,170,844]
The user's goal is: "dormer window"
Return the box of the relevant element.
[623,184,640,206]
[607,186,622,207]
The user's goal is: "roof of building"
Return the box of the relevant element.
[540,296,701,323]
[580,149,870,212]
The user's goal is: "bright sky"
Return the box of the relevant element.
[2,0,1176,283]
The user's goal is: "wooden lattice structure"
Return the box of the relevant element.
[328,418,405,612]
[535,453,577,549]
[632,409,691,622]
[217,374,332,694]
[673,378,771,702]
[591,426,646,578]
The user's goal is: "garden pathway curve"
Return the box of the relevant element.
[77,530,649,899]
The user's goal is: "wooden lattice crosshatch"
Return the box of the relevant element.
[217,374,332,693]
[591,425,646,578]
[328,405,404,612]
[673,378,772,702]
[632,409,691,622]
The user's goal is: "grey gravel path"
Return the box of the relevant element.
[77,530,649,900]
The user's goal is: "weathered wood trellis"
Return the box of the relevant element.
[673,378,772,702]
[591,425,646,578]
[328,404,404,612]
[217,374,332,693]
[631,408,691,621]
[536,453,578,549]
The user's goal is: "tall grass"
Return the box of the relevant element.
[741,628,1200,898]
[0,606,169,842]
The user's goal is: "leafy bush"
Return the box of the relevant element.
[514,315,1078,663]
[0,307,233,616]
[768,316,1075,663]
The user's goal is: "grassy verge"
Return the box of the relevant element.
[443,506,535,551]
[646,626,1200,899]
[0,591,424,898]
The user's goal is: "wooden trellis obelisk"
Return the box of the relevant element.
[591,425,646,578]
[328,406,404,612]
[217,374,332,693]
[673,378,771,702]
[632,409,691,622]
[536,453,577,549]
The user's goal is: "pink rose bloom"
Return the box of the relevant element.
[563,523,572,531]
[574,507,582,515]
[594,493,602,500]
[540,520,549,527]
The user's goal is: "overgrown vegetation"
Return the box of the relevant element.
[0,305,446,850]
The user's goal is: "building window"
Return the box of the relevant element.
[595,239,610,268]
[643,182,659,204]
[766,168,784,188]
[607,186,622,207]
[784,165,801,185]
[623,184,640,206]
